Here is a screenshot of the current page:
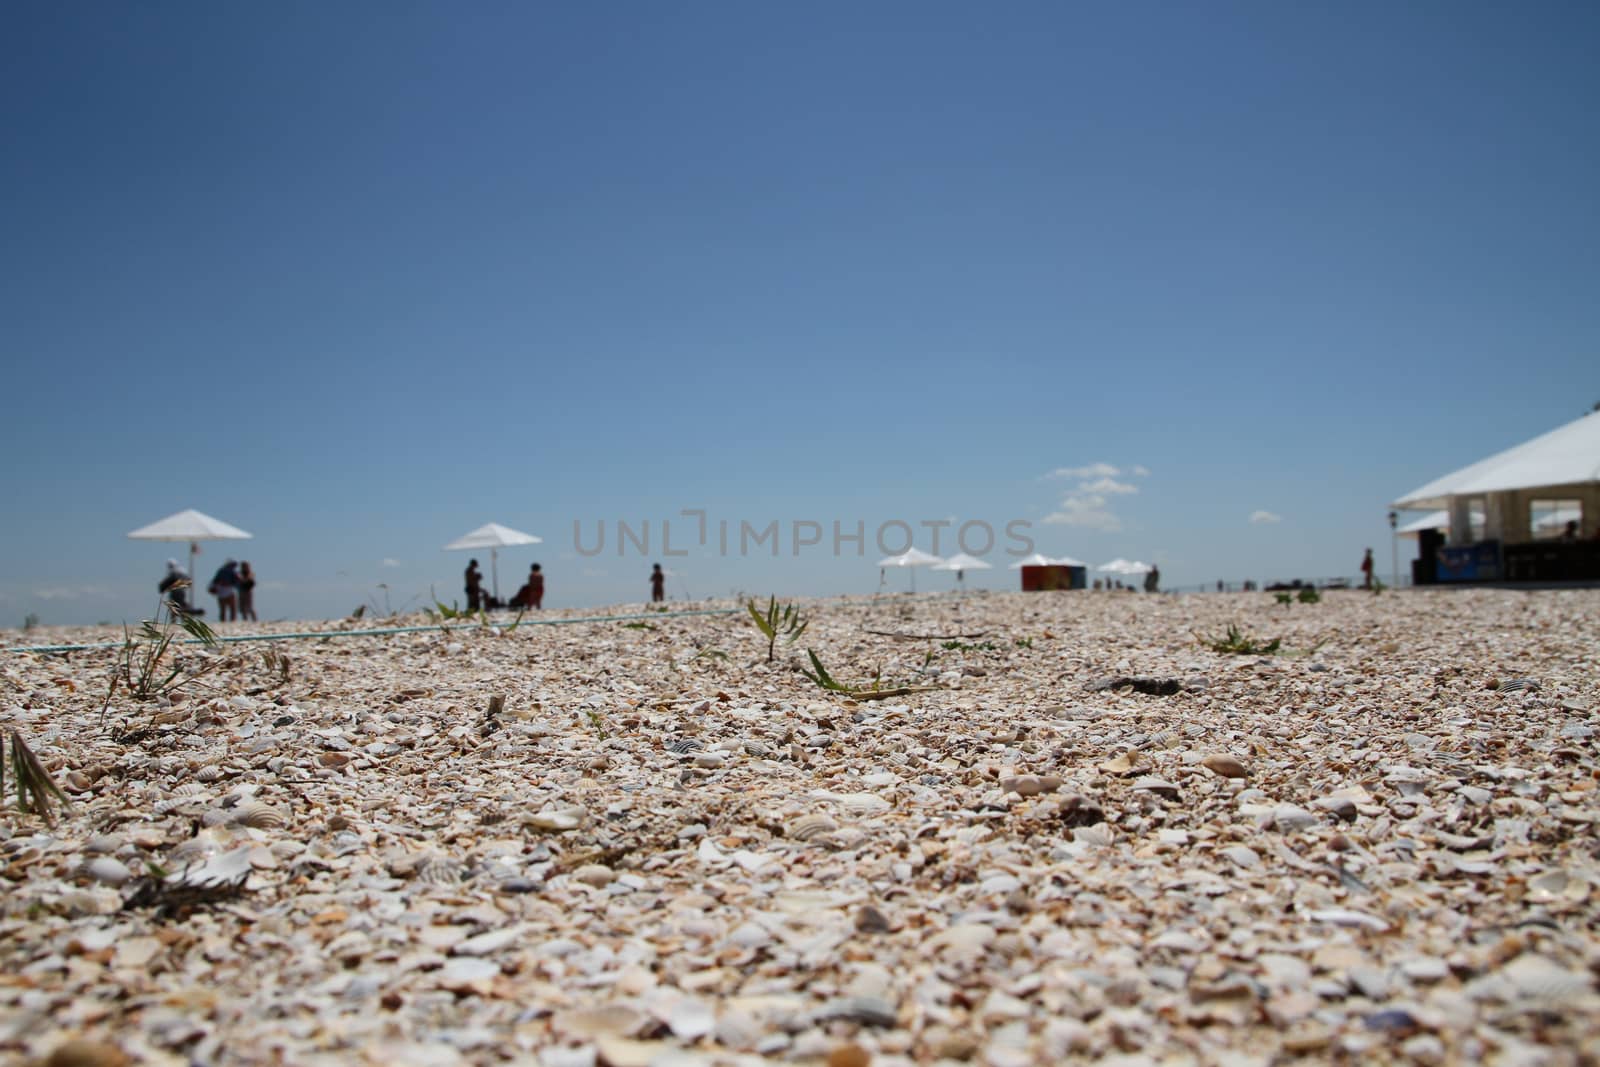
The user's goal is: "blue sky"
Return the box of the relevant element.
[3,2,1597,624]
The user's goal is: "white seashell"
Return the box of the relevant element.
[231,801,288,830]
[786,813,839,841]
[1504,954,1592,1002]
[526,807,586,832]
[195,765,226,783]
[416,855,467,887]
[1132,776,1180,798]
[82,856,134,886]
[169,830,229,866]
[572,863,616,888]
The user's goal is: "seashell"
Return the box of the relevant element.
[814,995,898,1028]
[153,795,211,817]
[1494,678,1540,693]
[693,752,728,769]
[1525,869,1589,907]
[526,807,586,832]
[1098,751,1142,776]
[81,856,134,887]
[666,738,703,754]
[571,863,616,888]
[84,834,124,854]
[415,855,467,887]
[195,765,226,783]
[1504,953,1591,1002]
[814,790,891,815]
[741,740,773,758]
[169,831,229,867]
[1201,754,1250,779]
[37,1039,130,1067]
[1072,823,1115,847]
[1131,776,1180,798]
[787,813,839,841]
[232,801,288,830]
[329,830,365,857]
[172,782,210,797]
[200,808,234,827]
[1001,774,1043,796]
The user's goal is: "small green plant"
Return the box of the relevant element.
[942,640,998,652]
[1371,577,1386,596]
[1196,624,1282,656]
[104,608,223,715]
[431,600,467,620]
[1296,587,1321,604]
[798,650,943,701]
[1274,592,1293,606]
[4,731,72,827]
[799,650,851,692]
[623,621,656,630]
[1014,636,1034,650]
[583,707,610,740]
[21,614,40,631]
[691,647,729,662]
[747,596,809,663]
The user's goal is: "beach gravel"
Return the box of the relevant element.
[2,588,1598,1065]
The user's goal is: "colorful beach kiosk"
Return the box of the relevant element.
[1010,553,1088,591]
[1392,409,1600,584]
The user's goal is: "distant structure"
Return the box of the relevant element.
[1393,409,1600,584]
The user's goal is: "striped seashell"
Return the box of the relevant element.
[154,795,212,817]
[415,855,468,887]
[232,801,288,830]
[195,765,226,783]
[170,830,229,866]
[172,782,210,797]
[1495,678,1540,694]
[786,813,839,842]
[666,738,704,754]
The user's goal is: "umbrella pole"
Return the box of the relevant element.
[190,542,199,613]
[491,548,499,603]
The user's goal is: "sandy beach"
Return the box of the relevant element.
[2,588,1597,1065]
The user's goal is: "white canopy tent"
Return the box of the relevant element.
[931,552,992,587]
[876,548,943,592]
[1393,410,1600,543]
[444,523,543,601]
[127,509,253,605]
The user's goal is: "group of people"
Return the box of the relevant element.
[463,559,546,613]
[461,560,669,612]
[157,558,257,620]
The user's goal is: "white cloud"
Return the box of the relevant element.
[1131,464,1151,477]
[1042,494,1123,532]
[1080,477,1139,496]
[381,558,401,568]
[1249,510,1282,524]
[1047,462,1121,480]
[33,585,109,601]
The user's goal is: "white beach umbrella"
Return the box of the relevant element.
[931,552,993,587]
[444,522,543,601]
[1045,554,1089,567]
[876,547,944,592]
[127,509,253,603]
[1008,552,1060,570]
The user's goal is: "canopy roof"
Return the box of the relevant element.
[127,509,253,542]
[1393,411,1600,510]
[444,523,542,551]
[876,548,943,568]
[932,552,993,571]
